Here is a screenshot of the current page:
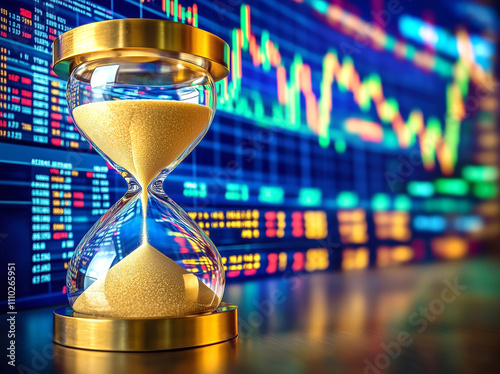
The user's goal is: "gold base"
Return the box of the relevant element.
[54,337,238,374]
[53,303,238,351]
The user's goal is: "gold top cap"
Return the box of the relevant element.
[52,19,230,81]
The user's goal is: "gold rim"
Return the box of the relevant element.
[52,19,230,81]
[53,303,238,351]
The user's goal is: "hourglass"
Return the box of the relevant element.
[51,19,237,351]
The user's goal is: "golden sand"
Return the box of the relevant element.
[72,242,218,318]
[71,100,217,318]
[72,100,212,189]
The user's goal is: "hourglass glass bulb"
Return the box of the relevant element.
[69,100,216,317]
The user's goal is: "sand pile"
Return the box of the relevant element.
[72,100,217,318]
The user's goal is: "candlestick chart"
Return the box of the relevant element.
[0,0,498,309]
[219,3,483,175]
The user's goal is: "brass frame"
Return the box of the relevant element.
[52,19,230,81]
[52,19,235,353]
[53,303,238,351]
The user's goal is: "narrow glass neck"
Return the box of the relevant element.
[125,179,140,198]
[125,174,167,196]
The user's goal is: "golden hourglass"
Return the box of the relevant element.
[51,19,237,351]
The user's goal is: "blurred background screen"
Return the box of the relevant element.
[0,0,498,309]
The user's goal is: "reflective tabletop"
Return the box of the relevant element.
[3,257,500,374]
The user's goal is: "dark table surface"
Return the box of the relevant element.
[3,257,500,374]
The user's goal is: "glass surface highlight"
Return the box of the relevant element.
[65,57,224,318]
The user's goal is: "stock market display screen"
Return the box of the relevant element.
[0,0,498,309]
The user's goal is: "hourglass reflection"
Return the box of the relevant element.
[52,19,237,351]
